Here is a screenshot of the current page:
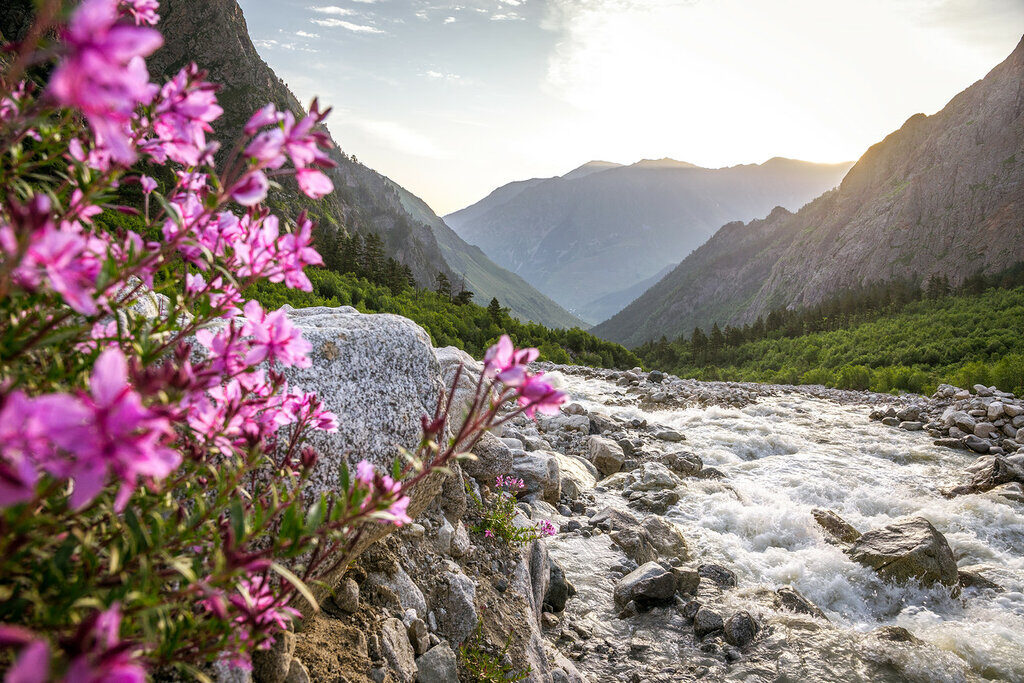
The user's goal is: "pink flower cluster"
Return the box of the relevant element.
[495,475,525,491]
[536,520,557,537]
[0,348,177,511]
[484,335,566,418]
[355,460,412,526]
[1,604,146,683]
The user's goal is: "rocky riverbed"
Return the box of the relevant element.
[245,321,1024,683]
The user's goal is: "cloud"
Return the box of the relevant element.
[356,120,450,158]
[309,5,353,15]
[295,30,320,38]
[424,70,462,82]
[311,17,385,32]
[444,16,456,23]
[490,12,521,21]
[253,38,319,53]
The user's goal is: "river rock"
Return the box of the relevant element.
[655,450,703,477]
[465,431,513,483]
[946,456,1024,497]
[406,618,430,655]
[693,607,725,637]
[811,508,862,545]
[698,563,737,588]
[380,617,417,683]
[774,586,827,619]
[957,564,1004,591]
[613,561,678,608]
[589,506,641,532]
[655,429,685,442]
[587,436,626,476]
[723,611,759,647]
[610,525,658,565]
[551,452,598,500]
[640,515,689,561]
[415,643,458,683]
[544,557,577,613]
[623,461,681,492]
[510,450,561,504]
[848,517,958,588]
[964,434,991,454]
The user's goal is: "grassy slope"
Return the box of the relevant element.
[638,287,1024,395]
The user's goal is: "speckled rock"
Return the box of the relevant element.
[464,430,513,483]
[415,642,458,682]
[380,617,417,683]
[849,517,958,588]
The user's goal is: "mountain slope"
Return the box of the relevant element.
[391,186,585,329]
[594,36,1024,347]
[445,157,853,322]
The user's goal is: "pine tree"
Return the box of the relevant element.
[487,297,503,324]
[435,272,452,300]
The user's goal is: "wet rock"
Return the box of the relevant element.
[655,429,685,442]
[698,467,727,480]
[655,450,703,477]
[946,455,1024,497]
[693,607,725,638]
[957,564,1004,591]
[623,461,681,492]
[673,568,701,596]
[610,525,658,565]
[982,481,1024,505]
[881,417,900,427]
[589,506,641,532]
[544,557,576,613]
[415,643,458,683]
[587,436,626,477]
[465,431,513,483]
[628,489,680,514]
[680,600,702,620]
[723,611,759,647]
[848,517,958,588]
[640,515,689,562]
[613,561,677,608]
[589,413,619,435]
[899,421,923,431]
[551,452,598,501]
[870,626,921,644]
[811,508,862,545]
[774,586,827,620]
[698,564,737,588]
[380,617,417,683]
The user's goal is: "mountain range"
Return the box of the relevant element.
[445,157,854,323]
[593,36,1024,347]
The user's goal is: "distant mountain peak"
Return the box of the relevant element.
[561,160,624,180]
[630,158,702,170]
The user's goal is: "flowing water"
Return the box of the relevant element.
[547,374,1024,682]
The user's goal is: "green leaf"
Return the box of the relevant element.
[270,562,319,613]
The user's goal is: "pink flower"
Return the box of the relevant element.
[145,64,222,166]
[484,529,494,538]
[295,168,333,199]
[517,373,566,419]
[48,0,163,163]
[0,627,50,683]
[64,604,146,683]
[139,175,157,194]
[230,576,300,636]
[242,301,312,368]
[483,335,539,387]
[120,0,159,26]
[245,103,283,135]
[230,171,269,206]
[355,460,376,487]
[244,128,287,169]
[381,494,412,526]
[537,520,556,537]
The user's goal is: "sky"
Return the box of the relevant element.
[237,0,1024,215]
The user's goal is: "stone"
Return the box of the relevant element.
[439,464,467,522]
[564,402,588,415]
[811,508,862,545]
[881,417,900,427]
[336,577,360,614]
[655,429,685,442]
[252,630,295,683]
[673,568,701,595]
[957,564,1004,591]
[415,643,458,683]
[899,421,923,431]
[946,456,1024,496]
[436,518,454,555]
[1004,404,1024,418]
[629,489,680,514]
[871,626,921,644]
[640,515,689,562]
[613,561,678,608]
[950,411,977,434]
[723,611,759,647]
[975,422,998,439]
[974,384,992,397]
[510,450,561,504]
[380,617,417,683]
[450,521,471,558]
[366,566,428,617]
[698,564,737,588]
[439,571,477,644]
[774,586,826,619]
[283,659,311,683]
[464,431,513,484]
[624,462,681,492]
[649,370,665,383]
[983,481,1024,505]
[610,526,658,565]
[656,450,703,477]
[988,402,1005,420]
[848,517,958,588]
[964,434,991,454]
[544,557,576,613]
[551,452,598,500]
[589,413,619,435]
[587,436,625,477]
[407,618,430,655]
[693,607,725,638]
[590,506,641,532]
[273,307,447,609]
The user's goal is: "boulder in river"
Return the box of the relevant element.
[812,508,862,545]
[613,561,677,608]
[587,436,625,477]
[774,586,827,620]
[944,456,1024,497]
[723,611,760,647]
[848,517,958,589]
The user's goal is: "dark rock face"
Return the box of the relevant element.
[693,607,725,638]
[848,517,959,588]
[774,586,827,620]
[594,37,1024,345]
[723,611,759,647]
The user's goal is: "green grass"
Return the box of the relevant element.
[637,287,1024,395]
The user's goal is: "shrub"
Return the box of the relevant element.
[468,476,555,548]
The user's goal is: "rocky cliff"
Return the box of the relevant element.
[445,158,854,323]
[594,37,1024,347]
